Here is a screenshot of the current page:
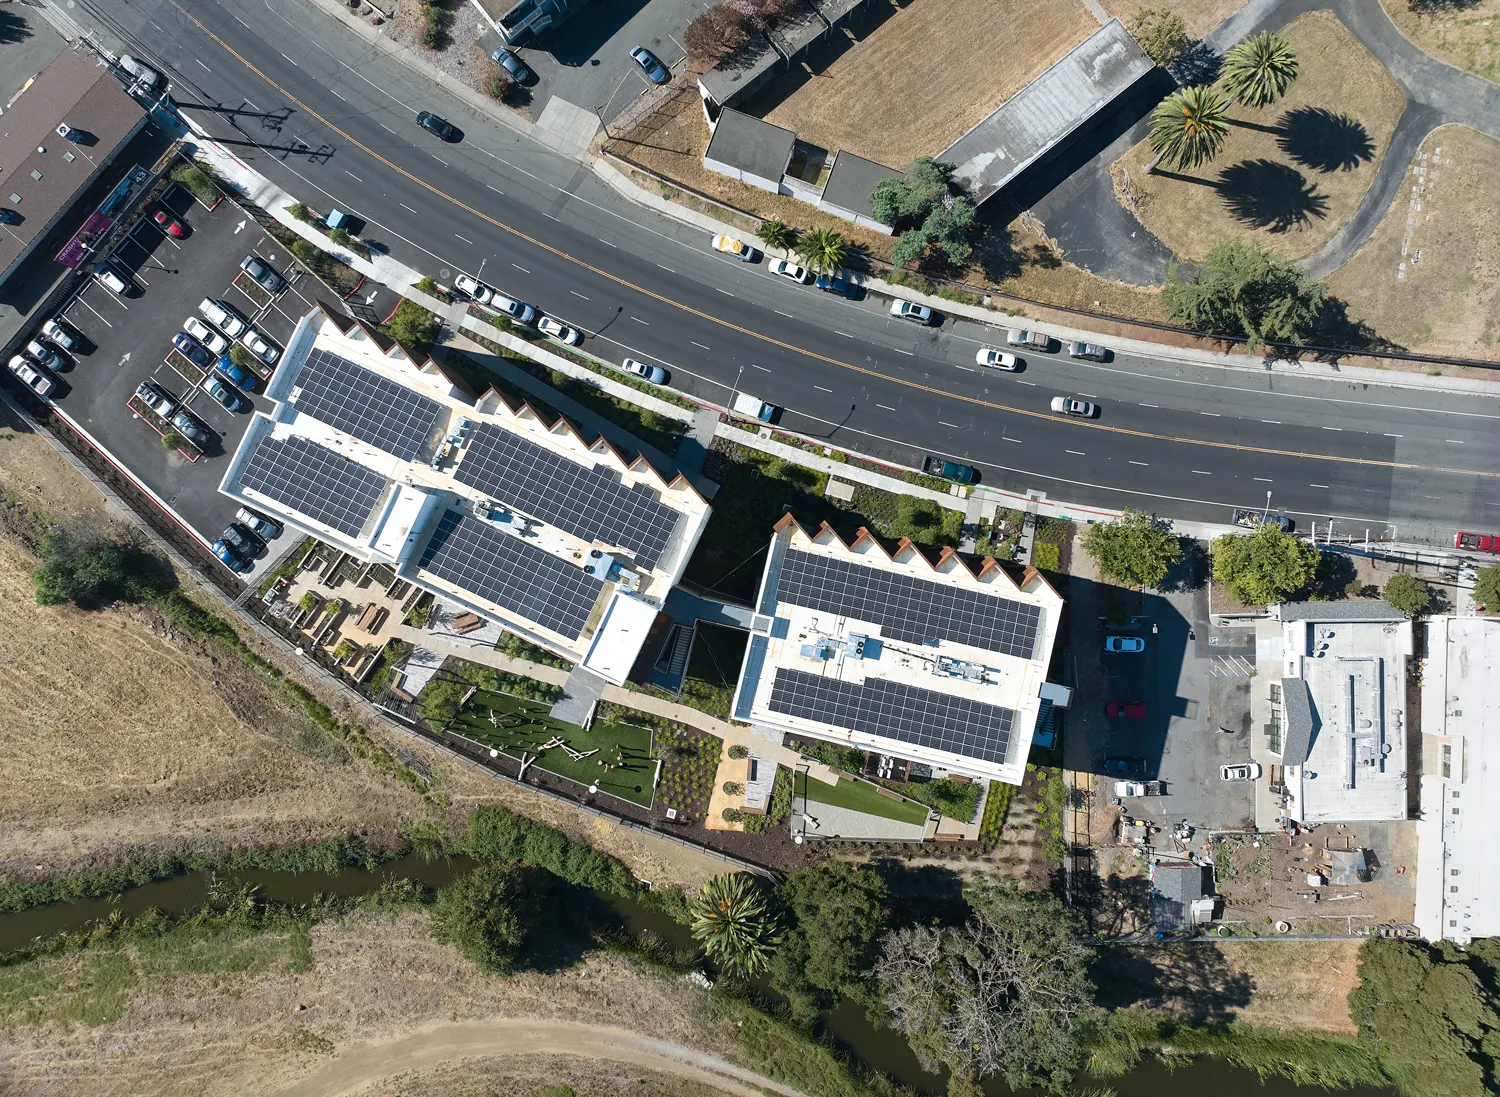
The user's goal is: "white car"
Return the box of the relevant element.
[1221,763,1263,782]
[454,274,493,305]
[240,328,280,364]
[493,292,537,325]
[889,299,933,324]
[7,356,54,397]
[24,340,59,369]
[199,298,248,339]
[976,347,1018,370]
[41,318,78,352]
[183,317,229,355]
[95,265,129,294]
[135,380,177,419]
[536,316,582,345]
[621,357,667,384]
[767,258,811,284]
[711,233,759,262]
[1050,396,1096,418]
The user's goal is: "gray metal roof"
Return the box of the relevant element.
[698,40,780,106]
[1276,599,1405,623]
[1150,861,1211,932]
[939,18,1152,205]
[1280,677,1317,768]
[704,108,795,183]
[819,150,901,222]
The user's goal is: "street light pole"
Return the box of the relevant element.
[1262,490,1272,525]
[727,364,744,415]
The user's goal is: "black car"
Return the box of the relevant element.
[1104,757,1148,777]
[491,48,536,86]
[415,111,457,141]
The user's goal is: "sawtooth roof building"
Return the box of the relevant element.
[732,516,1068,786]
[220,306,711,683]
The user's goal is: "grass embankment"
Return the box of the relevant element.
[795,772,928,826]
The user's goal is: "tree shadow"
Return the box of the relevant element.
[1277,106,1375,173]
[1169,40,1220,85]
[1302,294,1407,359]
[0,9,31,44]
[1157,537,1209,594]
[867,859,970,927]
[1091,938,1255,1023]
[1216,159,1329,232]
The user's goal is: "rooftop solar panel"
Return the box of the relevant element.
[240,434,390,538]
[417,509,604,640]
[774,550,1042,659]
[289,347,444,462]
[768,668,1016,765]
[453,423,679,569]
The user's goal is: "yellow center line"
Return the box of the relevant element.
[175,1,1494,481]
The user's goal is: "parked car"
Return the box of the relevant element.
[1106,701,1147,719]
[536,316,582,345]
[202,375,244,412]
[889,298,934,324]
[183,316,229,355]
[1104,757,1147,777]
[171,409,210,448]
[41,318,79,352]
[212,539,252,573]
[24,340,59,369]
[629,45,670,85]
[239,255,286,293]
[199,298,248,338]
[454,273,493,304]
[1104,636,1145,653]
[7,356,54,397]
[240,328,280,364]
[621,357,667,384]
[171,331,215,369]
[415,110,457,141]
[492,292,537,324]
[976,347,1019,370]
[1454,531,1499,553]
[1006,328,1051,351]
[815,273,862,299]
[490,47,536,85]
[236,507,283,540]
[134,380,177,419]
[768,257,812,284]
[1050,396,1096,418]
[216,354,257,390]
[1068,340,1109,362]
[922,456,976,484]
[733,393,776,422]
[1114,780,1161,797]
[151,206,186,237]
[711,233,759,262]
[117,54,161,89]
[1221,762,1263,782]
[94,263,130,294]
[219,522,262,558]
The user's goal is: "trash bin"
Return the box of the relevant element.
[326,209,347,230]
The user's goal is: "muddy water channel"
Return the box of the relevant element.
[0,857,1398,1097]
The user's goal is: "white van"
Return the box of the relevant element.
[198,298,247,339]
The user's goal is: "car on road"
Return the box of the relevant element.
[490,48,536,85]
[815,273,862,299]
[24,340,60,369]
[976,347,1019,370]
[455,273,494,304]
[151,206,186,237]
[1104,757,1147,777]
[621,357,668,384]
[171,331,215,369]
[239,255,286,293]
[537,316,582,345]
[1050,396,1096,418]
[216,354,257,390]
[1106,701,1147,718]
[768,258,812,284]
[1104,636,1145,653]
[94,263,130,295]
[1006,328,1051,351]
[171,409,210,448]
[1221,762,1263,782]
[240,329,280,364]
[236,507,283,540]
[712,234,759,262]
[629,45,671,85]
[1068,340,1109,362]
[492,292,537,324]
[889,299,934,324]
[922,456,976,484]
[41,318,79,352]
[135,381,177,419]
[1114,779,1161,797]
[1454,531,1498,553]
[202,375,244,412]
[212,539,252,573]
[200,298,248,338]
[7,356,55,398]
[117,54,162,89]
[415,110,457,141]
[183,317,229,355]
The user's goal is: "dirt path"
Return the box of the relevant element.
[273,1018,808,1097]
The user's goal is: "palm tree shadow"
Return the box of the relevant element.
[1216,159,1329,232]
[1277,106,1375,172]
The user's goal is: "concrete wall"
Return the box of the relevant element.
[704,156,782,194]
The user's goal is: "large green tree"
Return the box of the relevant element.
[769,863,890,1020]
[1162,239,1327,348]
[1382,573,1431,616]
[1472,564,1500,609]
[873,883,1099,1092]
[690,873,782,977]
[429,862,550,973]
[1079,508,1182,589]
[872,157,976,266]
[797,226,850,275]
[1212,524,1321,605]
[1128,7,1189,67]
[1222,32,1299,108]
[31,527,174,608]
[1148,85,1229,171]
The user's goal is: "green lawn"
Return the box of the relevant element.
[795,772,929,825]
[447,690,658,807]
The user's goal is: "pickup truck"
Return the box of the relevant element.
[732,392,777,422]
[1005,328,1051,351]
[923,456,976,484]
[1114,780,1162,797]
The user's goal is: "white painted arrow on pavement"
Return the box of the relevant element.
[234,219,246,234]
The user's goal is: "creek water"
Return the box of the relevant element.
[0,857,1399,1097]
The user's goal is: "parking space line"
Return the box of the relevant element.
[73,298,113,327]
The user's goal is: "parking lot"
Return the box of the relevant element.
[39,181,322,579]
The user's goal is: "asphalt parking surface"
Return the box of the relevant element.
[46,185,320,578]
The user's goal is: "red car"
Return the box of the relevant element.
[151,207,185,237]
[1455,532,1499,553]
[1106,701,1146,719]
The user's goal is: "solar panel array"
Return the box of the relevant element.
[417,509,604,639]
[768,668,1016,765]
[775,550,1042,659]
[240,434,389,538]
[454,424,679,568]
[290,347,444,462]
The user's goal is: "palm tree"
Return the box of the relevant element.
[1222,32,1298,108]
[797,226,849,275]
[690,873,781,977]
[759,219,796,255]
[1147,85,1230,172]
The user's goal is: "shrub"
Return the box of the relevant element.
[290,238,321,265]
[722,781,745,796]
[721,806,745,823]
[727,744,749,760]
[1381,573,1430,616]
[229,344,257,372]
[1032,541,1061,571]
[383,299,439,353]
[288,201,314,222]
[160,431,185,451]
[429,862,550,973]
[1473,564,1500,608]
[464,805,638,896]
[32,528,175,608]
[169,161,223,206]
[484,71,514,103]
[414,275,451,303]
[1127,7,1189,67]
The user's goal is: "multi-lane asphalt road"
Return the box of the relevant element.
[73,0,1500,540]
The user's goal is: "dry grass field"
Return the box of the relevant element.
[1102,0,1246,39]
[1113,11,1406,264]
[1381,0,1500,85]
[1330,125,1500,361]
[752,0,1098,167]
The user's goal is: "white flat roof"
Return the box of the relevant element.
[582,591,661,685]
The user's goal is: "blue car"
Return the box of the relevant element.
[172,331,214,369]
[815,273,863,299]
[212,539,252,573]
[629,45,670,85]
[216,354,256,390]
